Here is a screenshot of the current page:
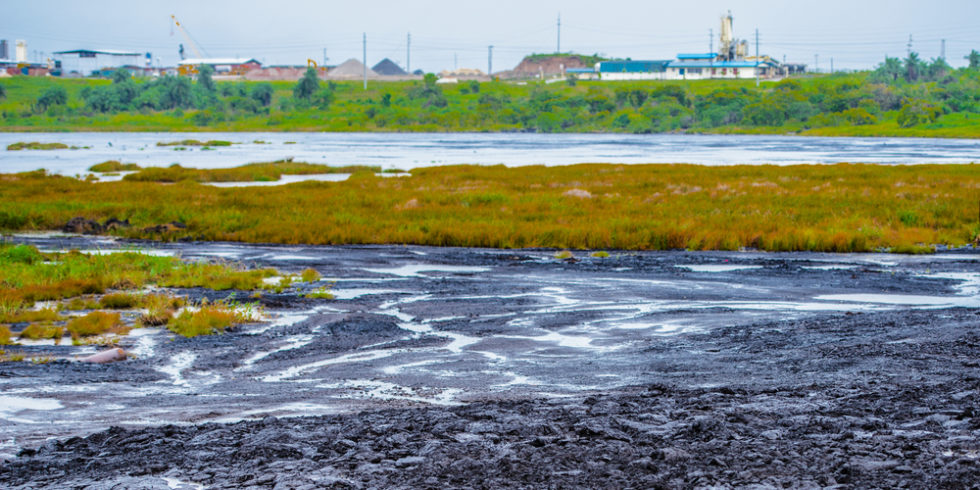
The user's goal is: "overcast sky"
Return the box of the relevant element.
[2,0,978,72]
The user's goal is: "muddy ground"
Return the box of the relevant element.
[1,236,980,488]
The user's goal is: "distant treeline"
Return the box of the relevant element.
[1,50,979,137]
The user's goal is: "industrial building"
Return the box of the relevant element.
[53,49,148,76]
[585,12,798,81]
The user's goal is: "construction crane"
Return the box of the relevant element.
[170,14,206,62]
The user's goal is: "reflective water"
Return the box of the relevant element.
[1,132,978,176]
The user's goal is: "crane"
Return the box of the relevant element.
[170,15,206,60]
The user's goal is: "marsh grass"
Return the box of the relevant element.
[99,292,140,309]
[156,139,232,147]
[3,163,980,252]
[0,307,64,324]
[89,161,141,172]
[7,142,70,151]
[167,300,256,337]
[122,161,380,183]
[300,268,321,282]
[0,243,278,344]
[19,323,64,343]
[137,293,186,327]
[305,287,334,300]
[66,311,126,340]
[0,350,25,362]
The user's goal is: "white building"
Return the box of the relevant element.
[53,49,146,76]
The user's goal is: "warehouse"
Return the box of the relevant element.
[53,49,147,76]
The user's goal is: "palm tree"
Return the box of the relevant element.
[904,52,921,82]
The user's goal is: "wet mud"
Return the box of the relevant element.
[2,235,980,488]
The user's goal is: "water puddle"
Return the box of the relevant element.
[204,174,350,187]
[332,288,407,300]
[364,264,491,278]
[677,264,763,273]
[815,294,980,308]
[0,396,63,424]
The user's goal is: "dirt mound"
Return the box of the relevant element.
[499,55,594,79]
[372,58,407,76]
[327,58,378,79]
[243,67,323,81]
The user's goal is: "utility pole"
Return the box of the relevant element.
[941,39,946,60]
[755,28,759,87]
[363,33,367,90]
[830,57,834,74]
[407,33,411,73]
[815,54,819,73]
[488,45,493,78]
[454,53,457,71]
[557,13,561,53]
[322,48,327,67]
[709,28,713,55]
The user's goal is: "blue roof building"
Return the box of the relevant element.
[596,54,781,81]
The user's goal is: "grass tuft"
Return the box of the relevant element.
[300,268,321,282]
[99,292,140,309]
[66,311,126,340]
[19,323,64,342]
[167,301,256,337]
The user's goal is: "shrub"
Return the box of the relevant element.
[841,107,877,125]
[0,326,11,345]
[294,67,320,100]
[897,100,942,128]
[36,86,68,111]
